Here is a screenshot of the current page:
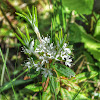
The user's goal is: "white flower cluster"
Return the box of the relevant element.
[55,43,72,67]
[23,36,72,77]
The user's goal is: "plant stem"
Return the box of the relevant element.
[0,6,17,34]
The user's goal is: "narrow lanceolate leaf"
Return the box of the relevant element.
[35,7,38,27]
[32,6,35,19]
[25,25,30,41]
[17,27,27,41]
[55,33,59,44]
[34,39,38,50]
[60,88,72,100]
[61,34,67,47]
[42,86,52,100]
[14,33,25,45]
[27,7,32,19]
[70,71,98,83]
[16,12,27,20]
[49,76,60,95]
[54,64,75,78]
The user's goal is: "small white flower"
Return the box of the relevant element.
[50,43,54,49]
[55,54,60,60]
[25,62,31,69]
[42,68,53,77]
[39,55,49,64]
[25,57,34,69]
[64,48,71,54]
[65,59,72,67]
[34,62,43,71]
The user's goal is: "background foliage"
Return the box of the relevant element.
[0,0,100,100]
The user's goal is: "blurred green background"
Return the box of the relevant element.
[0,0,100,100]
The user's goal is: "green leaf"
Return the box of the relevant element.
[25,25,30,41]
[17,27,27,42]
[62,0,94,14]
[32,6,35,19]
[16,12,30,25]
[25,84,43,92]
[54,64,75,78]
[14,33,25,45]
[60,88,72,100]
[49,76,60,95]
[69,23,100,61]
[16,12,27,20]
[61,79,80,90]
[82,33,100,61]
[70,71,98,83]
[69,23,82,43]
[61,34,67,46]
[0,79,33,93]
[35,7,38,27]
[42,86,52,100]
[27,7,32,19]
[70,91,89,100]
[34,39,38,50]
[94,19,100,40]
[55,33,59,43]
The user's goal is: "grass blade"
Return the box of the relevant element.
[1,48,9,86]
[0,48,18,100]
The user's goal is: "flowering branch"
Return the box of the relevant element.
[16,6,75,78]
